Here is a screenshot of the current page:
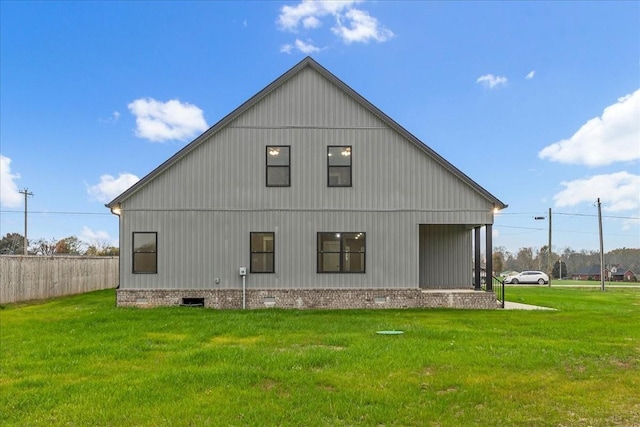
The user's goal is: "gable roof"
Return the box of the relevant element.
[107,57,507,209]
[575,265,603,275]
[610,266,634,276]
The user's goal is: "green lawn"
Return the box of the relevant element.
[543,279,639,287]
[1,287,639,426]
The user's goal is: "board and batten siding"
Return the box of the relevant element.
[121,210,427,290]
[116,65,496,291]
[419,225,472,289]
[122,67,494,214]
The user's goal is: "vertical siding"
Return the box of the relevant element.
[121,210,424,290]
[124,67,494,216]
[419,225,472,289]
[118,66,495,292]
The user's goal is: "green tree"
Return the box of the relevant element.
[552,259,568,279]
[0,232,25,254]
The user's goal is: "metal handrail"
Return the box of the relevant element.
[482,275,505,309]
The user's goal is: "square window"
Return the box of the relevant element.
[250,232,275,273]
[327,146,352,187]
[317,232,365,273]
[132,232,157,274]
[266,146,290,187]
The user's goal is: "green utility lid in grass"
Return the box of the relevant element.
[376,330,404,335]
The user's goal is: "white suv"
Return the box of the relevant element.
[504,271,549,285]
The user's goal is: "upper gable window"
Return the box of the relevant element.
[327,146,351,187]
[266,146,290,187]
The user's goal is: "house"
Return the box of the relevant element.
[107,57,507,309]
[609,265,637,282]
[572,265,603,281]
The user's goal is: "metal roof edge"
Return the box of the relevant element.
[106,57,317,208]
[107,56,506,210]
[303,59,507,209]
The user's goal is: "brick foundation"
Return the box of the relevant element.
[117,288,498,310]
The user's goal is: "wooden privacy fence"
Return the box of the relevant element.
[0,255,119,304]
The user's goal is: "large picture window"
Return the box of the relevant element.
[250,232,275,273]
[327,146,351,187]
[266,146,290,187]
[317,232,365,273]
[132,232,157,274]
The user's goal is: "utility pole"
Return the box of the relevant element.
[548,207,552,287]
[597,198,605,292]
[19,189,33,255]
[559,257,562,280]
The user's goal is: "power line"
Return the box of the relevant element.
[498,211,640,220]
[0,210,111,216]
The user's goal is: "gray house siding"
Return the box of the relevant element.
[110,57,505,307]
[120,67,495,213]
[120,211,484,291]
[419,224,472,289]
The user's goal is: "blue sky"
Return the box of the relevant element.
[1,0,638,254]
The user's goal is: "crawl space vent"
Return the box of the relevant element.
[181,297,205,307]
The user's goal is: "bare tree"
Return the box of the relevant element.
[31,238,57,256]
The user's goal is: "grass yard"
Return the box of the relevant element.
[543,279,639,287]
[1,287,639,427]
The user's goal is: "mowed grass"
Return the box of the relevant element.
[1,288,639,427]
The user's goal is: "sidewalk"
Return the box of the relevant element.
[501,301,557,310]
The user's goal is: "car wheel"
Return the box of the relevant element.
[512,279,519,284]
[538,278,545,285]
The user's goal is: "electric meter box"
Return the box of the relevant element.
[239,267,247,276]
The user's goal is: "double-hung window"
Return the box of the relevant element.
[132,232,157,274]
[266,146,290,187]
[250,232,275,273]
[317,232,365,273]
[327,146,352,187]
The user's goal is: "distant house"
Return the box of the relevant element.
[572,265,603,281]
[107,57,506,309]
[609,265,637,282]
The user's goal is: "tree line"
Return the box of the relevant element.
[492,246,639,278]
[0,233,119,256]
[2,232,637,275]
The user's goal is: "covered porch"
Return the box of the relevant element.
[418,224,494,291]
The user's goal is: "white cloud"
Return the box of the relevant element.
[127,98,208,142]
[87,173,140,203]
[553,171,640,213]
[277,0,393,47]
[278,0,358,31]
[282,39,322,54]
[525,70,535,79]
[0,155,22,207]
[296,39,322,53]
[476,74,508,89]
[99,111,121,124]
[332,8,393,43]
[538,89,640,167]
[80,226,114,246]
[303,16,322,29]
